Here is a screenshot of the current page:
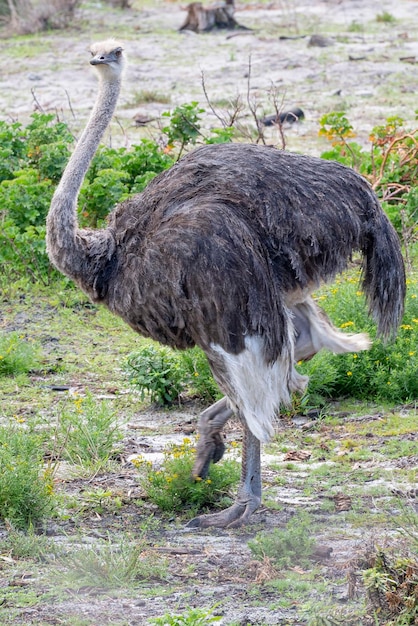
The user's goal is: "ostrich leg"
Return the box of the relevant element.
[187,418,261,528]
[192,397,234,478]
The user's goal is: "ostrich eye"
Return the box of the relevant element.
[115,48,123,57]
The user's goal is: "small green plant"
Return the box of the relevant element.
[178,346,222,402]
[248,510,317,569]
[149,605,221,625]
[0,424,55,529]
[61,533,168,588]
[57,393,123,466]
[134,438,240,515]
[75,488,123,515]
[364,549,418,624]
[162,102,205,155]
[125,343,220,405]
[125,344,185,405]
[376,11,396,23]
[0,332,42,376]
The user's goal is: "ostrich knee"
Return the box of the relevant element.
[192,397,234,478]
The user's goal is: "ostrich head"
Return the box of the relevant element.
[89,39,126,83]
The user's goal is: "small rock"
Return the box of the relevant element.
[308,34,334,47]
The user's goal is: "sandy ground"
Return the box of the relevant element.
[1,0,418,156]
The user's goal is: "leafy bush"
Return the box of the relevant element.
[178,346,222,403]
[0,425,55,529]
[125,342,221,405]
[319,112,418,245]
[125,344,186,405]
[0,332,42,376]
[134,438,240,515]
[298,274,418,403]
[0,113,73,285]
[162,102,205,150]
[80,140,174,227]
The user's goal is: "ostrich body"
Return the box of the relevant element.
[46,40,406,528]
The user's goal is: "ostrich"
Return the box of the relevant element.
[46,40,406,529]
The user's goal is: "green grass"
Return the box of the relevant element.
[0,332,42,377]
[248,510,317,569]
[58,533,168,589]
[0,424,55,529]
[148,605,221,625]
[57,392,124,467]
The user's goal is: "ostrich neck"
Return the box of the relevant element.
[58,78,121,197]
[46,77,121,285]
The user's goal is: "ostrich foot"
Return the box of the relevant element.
[192,397,234,478]
[188,421,261,529]
[186,490,261,529]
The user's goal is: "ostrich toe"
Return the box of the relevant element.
[186,491,261,529]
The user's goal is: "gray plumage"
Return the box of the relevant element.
[50,141,405,357]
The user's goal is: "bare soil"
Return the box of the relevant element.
[1,1,418,624]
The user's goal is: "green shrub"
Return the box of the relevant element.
[79,168,130,227]
[134,438,240,515]
[162,102,205,149]
[125,344,186,405]
[0,120,27,181]
[0,425,55,529]
[0,116,175,284]
[25,113,73,182]
[319,113,418,243]
[299,275,418,403]
[80,140,174,227]
[178,346,222,403]
[125,343,221,405]
[0,332,42,376]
